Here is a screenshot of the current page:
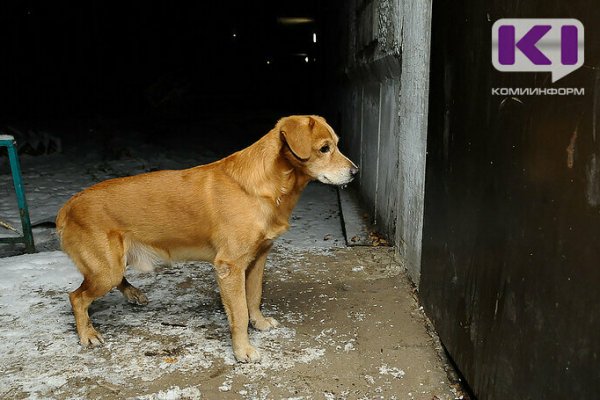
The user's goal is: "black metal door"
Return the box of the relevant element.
[420,1,600,399]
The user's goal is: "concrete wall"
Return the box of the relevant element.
[333,0,432,284]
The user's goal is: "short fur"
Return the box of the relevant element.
[57,115,358,362]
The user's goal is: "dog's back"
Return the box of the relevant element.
[57,167,220,268]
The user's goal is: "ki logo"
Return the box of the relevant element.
[492,19,584,83]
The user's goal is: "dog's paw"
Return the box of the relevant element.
[121,286,149,305]
[251,316,280,331]
[80,328,105,348]
[234,344,261,363]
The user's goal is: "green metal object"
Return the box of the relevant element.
[0,134,35,253]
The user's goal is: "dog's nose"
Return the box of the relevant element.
[350,166,359,176]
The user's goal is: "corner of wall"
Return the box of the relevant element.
[333,0,433,287]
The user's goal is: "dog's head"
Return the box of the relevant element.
[278,115,358,185]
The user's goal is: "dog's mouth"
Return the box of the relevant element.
[317,175,333,185]
[339,176,355,186]
[317,174,355,186]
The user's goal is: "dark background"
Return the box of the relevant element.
[0,1,334,154]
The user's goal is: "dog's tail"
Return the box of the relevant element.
[55,204,68,244]
[55,195,78,246]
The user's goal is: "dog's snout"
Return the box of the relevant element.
[350,166,359,176]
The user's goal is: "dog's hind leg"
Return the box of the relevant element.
[67,231,126,347]
[117,277,149,305]
[70,277,112,347]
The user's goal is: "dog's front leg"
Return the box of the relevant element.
[246,247,279,331]
[214,259,260,363]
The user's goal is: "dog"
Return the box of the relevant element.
[56,115,358,362]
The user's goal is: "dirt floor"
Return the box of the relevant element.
[0,245,465,400]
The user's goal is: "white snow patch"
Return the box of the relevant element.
[379,364,406,379]
[218,378,232,392]
[343,341,355,352]
[347,311,366,322]
[134,386,202,400]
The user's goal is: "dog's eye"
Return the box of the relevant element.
[320,145,330,153]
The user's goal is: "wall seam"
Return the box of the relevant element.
[374,80,383,225]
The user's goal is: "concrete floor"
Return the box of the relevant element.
[0,246,464,400]
[1,145,465,399]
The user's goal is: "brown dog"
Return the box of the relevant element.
[56,115,358,362]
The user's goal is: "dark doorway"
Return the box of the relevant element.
[1,1,327,156]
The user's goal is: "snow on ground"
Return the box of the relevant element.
[279,183,344,250]
[0,250,328,399]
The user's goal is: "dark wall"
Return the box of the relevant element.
[421,1,600,399]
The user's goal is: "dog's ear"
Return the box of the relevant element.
[279,116,313,161]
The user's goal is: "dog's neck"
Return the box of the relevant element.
[222,130,311,212]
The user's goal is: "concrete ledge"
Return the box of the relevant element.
[338,186,389,247]
[338,186,372,246]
